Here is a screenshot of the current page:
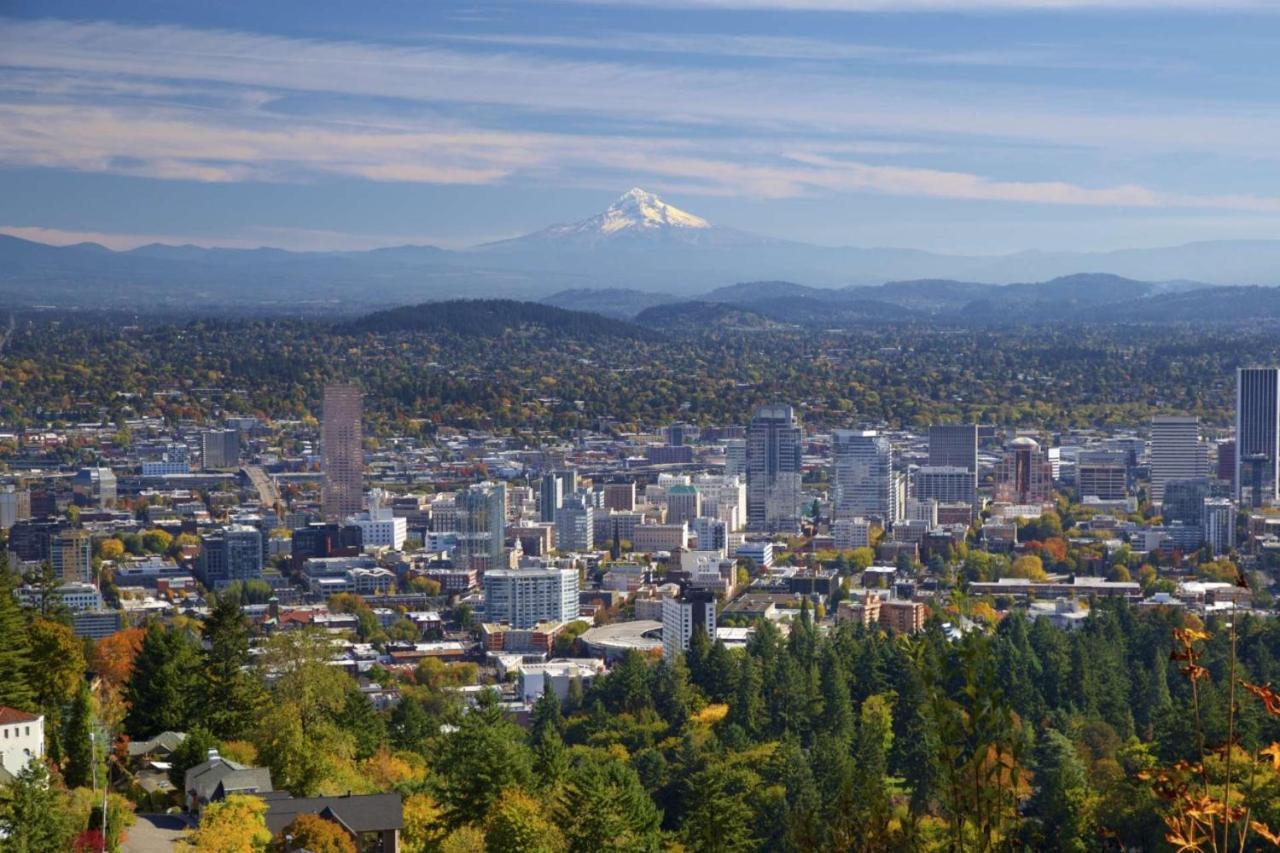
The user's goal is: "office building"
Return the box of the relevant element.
[913,465,975,508]
[1237,367,1280,506]
[662,589,717,660]
[1162,478,1212,529]
[555,494,594,553]
[71,467,116,507]
[603,481,636,511]
[691,517,728,552]
[539,473,564,523]
[724,439,747,478]
[198,525,264,589]
[321,383,364,522]
[993,437,1054,505]
[1203,498,1237,556]
[1150,416,1204,504]
[833,517,872,550]
[457,482,507,572]
[201,429,241,470]
[928,424,978,505]
[50,529,93,584]
[1077,450,1129,501]
[483,566,579,629]
[665,485,702,525]
[746,405,802,532]
[0,487,30,531]
[347,506,407,551]
[832,430,896,523]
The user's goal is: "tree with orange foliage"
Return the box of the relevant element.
[275,813,355,853]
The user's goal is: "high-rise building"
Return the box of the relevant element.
[0,487,31,531]
[662,588,717,660]
[555,493,594,553]
[746,404,802,532]
[457,482,507,572]
[993,437,1054,505]
[50,529,92,584]
[603,481,636,511]
[1150,416,1204,505]
[1203,497,1237,556]
[1236,367,1280,507]
[538,473,563,523]
[913,465,975,507]
[1076,450,1129,501]
[321,383,364,522]
[665,485,702,525]
[71,467,116,507]
[832,430,896,523]
[724,439,747,478]
[1163,478,1211,529]
[197,525,264,589]
[929,425,977,474]
[201,429,241,470]
[483,566,579,629]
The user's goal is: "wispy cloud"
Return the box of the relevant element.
[1,15,1279,219]
[0,224,473,252]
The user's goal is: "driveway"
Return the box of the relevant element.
[122,813,191,852]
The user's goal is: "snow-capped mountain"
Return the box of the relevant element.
[475,187,775,252]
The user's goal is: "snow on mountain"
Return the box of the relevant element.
[561,187,711,236]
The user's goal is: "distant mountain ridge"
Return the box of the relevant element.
[6,188,1280,311]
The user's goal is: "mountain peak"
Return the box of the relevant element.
[598,187,710,234]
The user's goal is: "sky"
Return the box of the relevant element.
[1,0,1280,253]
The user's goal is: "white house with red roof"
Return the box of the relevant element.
[0,707,43,780]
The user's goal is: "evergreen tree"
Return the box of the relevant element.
[435,690,533,827]
[389,694,433,753]
[62,680,95,789]
[528,685,563,746]
[335,687,386,761]
[679,761,756,853]
[199,594,265,739]
[124,622,201,738]
[652,656,695,733]
[1025,728,1093,852]
[168,726,220,790]
[562,758,662,853]
[0,759,75,851]
[0,568,35,711]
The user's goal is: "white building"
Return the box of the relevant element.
[347,506,407,551]
[833,517,872,550]
[1203,497,1237,556]
[1150,416,1205,505]
[517,659,605,704]
[483,566,579,629]
[0,707,44,778]
[14,582,103,612]
[662,591,717,660]
[833,430,897,523]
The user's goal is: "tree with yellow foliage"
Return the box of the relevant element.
[178,794,271,853]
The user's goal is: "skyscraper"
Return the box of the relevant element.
[322,383,364,522]
[457,482,507,572]
[993,437,1054,505]
[833,430,896,523]
[929,424,978,508]
[746,404,802,532]
[1149,416,1204,505]
[1236,367,1280,507]
[538,473,563,523]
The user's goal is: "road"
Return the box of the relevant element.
[122,813,191,852]
[241,464,281,510]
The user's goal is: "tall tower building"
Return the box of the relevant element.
[993,437,1054,505]
[1237,367,1280,507]
[928,424,978,507]
[1150,416,1204,505]
[832,430,896,523]
[746,404,802,532]
[457,482,507,572]
[321,383,364,522]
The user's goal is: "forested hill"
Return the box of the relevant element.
[341,299,647,340]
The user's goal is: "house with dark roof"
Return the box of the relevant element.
[263,792,403,853]
[183,749,273,816]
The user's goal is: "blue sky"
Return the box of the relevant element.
[1,0,1279,252]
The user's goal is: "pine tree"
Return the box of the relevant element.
[62,680,95,789]
[562,758,662,853]
[0,759,75,851]
[199,594,265,739]
[0,568,35,711]
[124,622,200,738]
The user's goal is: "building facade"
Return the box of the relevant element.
[321,383,364,522]
[746,404,802,533]
[833,430,896,523]
[483,567,580,629]
[1237,367,1280,506]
